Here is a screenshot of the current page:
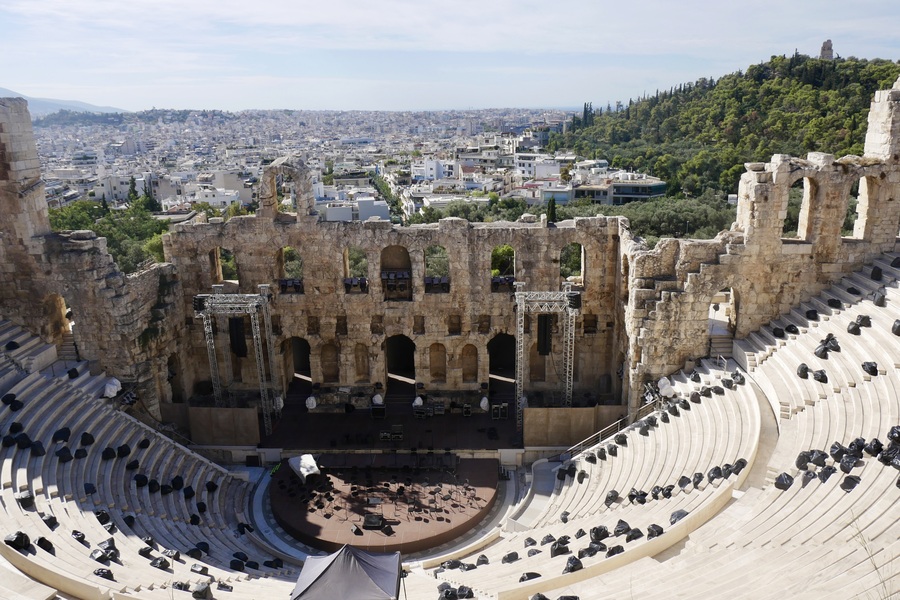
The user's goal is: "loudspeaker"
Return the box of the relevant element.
[537,315,552,356]
[382,524,395,536]
[566,292,582,310]
[192,296,206,312]
[350,525,363,535]
[229,317,248,357]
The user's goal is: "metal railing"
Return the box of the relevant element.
[557,394,663,462]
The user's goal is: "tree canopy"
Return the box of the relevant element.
[550,54,900,196]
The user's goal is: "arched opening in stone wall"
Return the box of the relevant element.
[167,353,185,403]
[560,242,584,287]
[41,293,72,348]
[529,342,546,382]
[424,245,450,293]
[277,246,304,294]
[220,248,239,283]
[429,343,447,383]
[708,287,738,358]
[354,343,369,383]
[385,334,416,396]
[381,245,412,301]
[487,333,516,398]
[287,337,311,379]
[342,246,369,294]
[490,244,516,292]
[320,342,340,383]
[783,177,815,240]
[843,176,876,240]
[461,344,478,383]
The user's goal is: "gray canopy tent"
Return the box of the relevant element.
[291,545,402,600]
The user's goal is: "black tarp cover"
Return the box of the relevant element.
[291,545,401,600]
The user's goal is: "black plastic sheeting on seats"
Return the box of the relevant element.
[518,572,541,582]
[577,546,598,559]
[818,465,837,484]
[856,314,871,327]
[604,490,619,507]
[801,471,817,487]
[862,362,879,376]
[540,534,555,546]
[74,448,87,459]
[847,438,866,459]
[700,386,712,397]
[605,545,624,557]
[847,321,861,335]
[772,327,785,338]
[501,552,518,564]
[774,473,794,491]
[874,291,886,307]
[824,334,840,352]
[893,320,900,336]
[795,451,811,470]
[827,298,842,309]
[36,536,54,553]
[692,472,704,488]
[830,442,848,462]
[524,537,536,547]
[527,548,541,557]
[889,426,900,444]
[840,455,860,474]
[707,466,722,483]
[607,444,618,457]
[809,450,829,468]
[93,568,114,581]
[847,286,861,296]
[549,542,569,557]
[196,541,211,553]
[651,485,662,500]
[865,438,884,456]
[100,447,116,461]
[797,363,809,379]
[871,266,883,281]
[562,556,583,574]
[614,433,627,446]
[670,510,689,525]
[80,432,94,446]
[660,411,670,424]
[613,519,631,536]
[590,526,609,542]
[584,452,596,464]
[574,528,586,539]
[677,475,691,490]
[595,447,606,461]
[647,524,665,539]
[814,344,829,359]
[138,438,151,449]
[625,528,644,542]
[690,371,701,382]
[813,370,828,383]
[840,475,861,492]
[785,324,799,335]
[42,515,57,529]
[690,391,701,404]
[806,309,819,321]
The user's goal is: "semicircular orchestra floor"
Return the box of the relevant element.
[269,455,499,554]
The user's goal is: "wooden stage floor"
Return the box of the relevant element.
[269,457,499,554]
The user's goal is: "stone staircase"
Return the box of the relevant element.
[709,334,733,358]
[57,331,78,362]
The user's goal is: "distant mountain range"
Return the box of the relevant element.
[0,87,127,117]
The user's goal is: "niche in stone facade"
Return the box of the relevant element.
[381,245,413,301]
[287,337,311,380]
[336,315,348,336]
[448,315,462,336]
[354,343,369,382]
[461,344,478,383]
[321,343,340,383]
[385,335,416,391]
[488,333,516,378]
[429,343,447,383]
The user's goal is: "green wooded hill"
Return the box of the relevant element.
[548,54,900,195]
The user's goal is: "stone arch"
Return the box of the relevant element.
[844,174,878,241]
[354,343,369,383]
[381,245,412,301]
[490,244,516,292]
[41,293,71,346]
[385,334,416,393]
[342,246,368,293]
[424,245,450,293]
[461,344,478,383]
[259,155,314,217]
[784,176,817,241]
[429,343,447,383]
[320,342,340,383]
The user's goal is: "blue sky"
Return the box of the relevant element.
[2,0,899,111]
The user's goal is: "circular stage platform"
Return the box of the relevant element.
[270,455,499,554]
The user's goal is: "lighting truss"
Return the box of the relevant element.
[514,281,579,432]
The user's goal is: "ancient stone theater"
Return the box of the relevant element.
[0,79,898,599]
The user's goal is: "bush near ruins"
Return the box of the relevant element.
[48,200,168,273]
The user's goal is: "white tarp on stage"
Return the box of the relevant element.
[289,454,320,484]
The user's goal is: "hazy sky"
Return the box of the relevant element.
[2,0,899,111]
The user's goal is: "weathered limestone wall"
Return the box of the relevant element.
[621,76,900,412]
[0,98,186,418]
[164,210,623,401]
